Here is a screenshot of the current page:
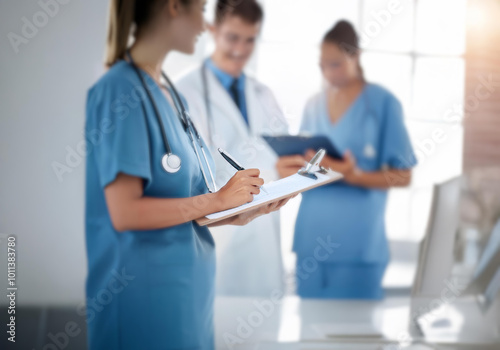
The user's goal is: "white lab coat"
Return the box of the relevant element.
[176,65,288,297]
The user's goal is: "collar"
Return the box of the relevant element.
[205,57,246,91]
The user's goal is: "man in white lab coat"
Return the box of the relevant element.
[176,0,288,296]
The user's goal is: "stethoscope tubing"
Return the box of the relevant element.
[126,51,217,193]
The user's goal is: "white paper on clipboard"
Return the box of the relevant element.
[196,169,342,226]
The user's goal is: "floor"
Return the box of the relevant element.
[1,306,88,350]
[1,289,412,350]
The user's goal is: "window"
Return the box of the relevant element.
[165,0,467,289]
[254,0,466,287]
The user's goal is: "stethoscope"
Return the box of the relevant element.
[358,87,381,161]
[126,51,218,193]
[200,60,215,142]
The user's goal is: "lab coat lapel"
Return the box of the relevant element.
[245,78,260,136]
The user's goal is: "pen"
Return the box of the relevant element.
[218,148,269,195]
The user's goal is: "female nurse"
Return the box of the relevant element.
[276,20,417,299]
[85,1,294,349]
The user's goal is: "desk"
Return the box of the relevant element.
[214,296,500,350]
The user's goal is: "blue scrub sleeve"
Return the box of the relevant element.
[86,80,152,189]
[379,96,417,170]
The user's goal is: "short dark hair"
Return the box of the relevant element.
[215,0,264,25]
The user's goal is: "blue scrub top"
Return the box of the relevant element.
[294,83,417,263]
[85,61,216,349]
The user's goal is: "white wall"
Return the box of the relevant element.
[0,0,227,307]
[0,0,111,306]
[0,0,237,307]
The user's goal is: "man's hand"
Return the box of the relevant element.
[304,148,357,176]
[276,155,307,179]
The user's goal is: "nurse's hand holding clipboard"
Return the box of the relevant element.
[106,168,293,231]
[212,168,296,227]
[216,168,264,207]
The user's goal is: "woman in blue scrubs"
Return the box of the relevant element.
[85,1,294,349]
[277,20,417,299]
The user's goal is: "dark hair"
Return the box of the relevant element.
[215,0,264,25]
[323,20,359,54]
[323,20,364,79]
[106,0,193,67]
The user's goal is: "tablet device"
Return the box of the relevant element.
[262,135,343,159]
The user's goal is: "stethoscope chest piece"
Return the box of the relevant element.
[162,153,181,173]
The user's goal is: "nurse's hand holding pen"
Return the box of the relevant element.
[210,168,297,227]
[214,168,291,227]
[106,169,293,232]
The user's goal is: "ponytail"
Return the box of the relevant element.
[106,0,135,68]
[105,0,194,68]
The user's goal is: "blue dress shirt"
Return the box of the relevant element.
[205,58,249,126]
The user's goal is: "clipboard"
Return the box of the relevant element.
[196,168,343,226]
[262,135,343,159]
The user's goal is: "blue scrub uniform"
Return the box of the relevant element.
[294,83,417,299]
[85,61,216,349]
